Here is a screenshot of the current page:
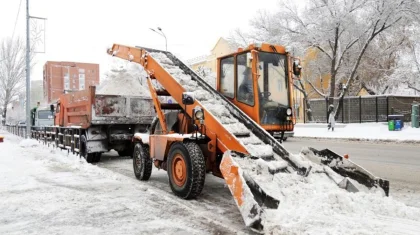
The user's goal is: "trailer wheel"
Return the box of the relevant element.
[167,142,206,199]
[133,143,152,180]
[80,135,95,163]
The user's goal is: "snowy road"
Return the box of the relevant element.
[2,130,420,235]
[284,138,420,184]
[0,131,253,235]
[284,138,420,207]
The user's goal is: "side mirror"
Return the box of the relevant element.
[50,104,55,113]
[293,60,302,77]
[182,92,195,105]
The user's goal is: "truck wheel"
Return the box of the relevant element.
[133,143,152,180]
[80,135,95,163]
[167,142,206,199]
[93,153,102,163]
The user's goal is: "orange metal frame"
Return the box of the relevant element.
[107,44,250,157]
[216,43,295,132]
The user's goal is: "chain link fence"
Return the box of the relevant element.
[305,95,420,123]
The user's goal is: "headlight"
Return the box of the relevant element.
[195,110,204,119]
[286,108,292,116]
[193,106,204,120]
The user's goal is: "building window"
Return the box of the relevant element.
[79,73,85,90]
[64,72,70,90]
[79,68,85,73]
[220,56,234,98]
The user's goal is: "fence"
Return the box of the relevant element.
[5,125,28,138]
[305,95,420,123]
[3,125,83,156]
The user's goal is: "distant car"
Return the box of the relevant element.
[16,120,26,127]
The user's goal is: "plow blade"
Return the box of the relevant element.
[220,148,390,233]
[220,150,281,232]
[305,147,390,196]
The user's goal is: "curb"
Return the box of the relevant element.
[292,136,420,144]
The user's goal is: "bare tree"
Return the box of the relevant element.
[230,0,420,120]
[389,27,420,94]
[0,38,33,124]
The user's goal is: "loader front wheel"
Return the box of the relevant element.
[133,143,153,180]
[167,142,205,199]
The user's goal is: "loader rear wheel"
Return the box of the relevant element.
[167,142,205,199]
[133,143,153,180]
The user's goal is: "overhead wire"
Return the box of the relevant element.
[11,0,23,40]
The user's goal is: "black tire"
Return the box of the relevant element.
[167,142,206,199]
[93,152,102,163]
[80,135,95,163]
[133,143,153,180]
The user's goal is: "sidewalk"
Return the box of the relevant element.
[293,122,420,142]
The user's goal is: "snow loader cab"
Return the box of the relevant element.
[216,43,296,141]
[107,43,390,233]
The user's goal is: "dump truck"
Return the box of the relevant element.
[107,43,390,232]
[51,86,155,163]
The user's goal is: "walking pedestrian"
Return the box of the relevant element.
[328,105,335,131]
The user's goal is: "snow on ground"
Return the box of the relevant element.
[0,130,250,235]
[294,122,420,142]
[1,129,420,234]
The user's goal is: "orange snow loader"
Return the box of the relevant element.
[107,43,390,232]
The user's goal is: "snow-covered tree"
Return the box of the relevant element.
[0,37,35,124]
[230,0,420,119]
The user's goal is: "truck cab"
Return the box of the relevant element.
[30,106,54,130]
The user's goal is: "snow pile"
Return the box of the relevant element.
[19,139,39,148]
[97,62,150,97]
[262,172,420,234]
[294,123,420,142]
[233,150,420,234]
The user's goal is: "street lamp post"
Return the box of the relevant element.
[149,27,167,51]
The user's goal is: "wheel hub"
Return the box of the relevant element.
[172,154,186,187]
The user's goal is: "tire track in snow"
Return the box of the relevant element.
[96,153,255,235]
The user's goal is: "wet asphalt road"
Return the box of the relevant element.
[283,138,420,184]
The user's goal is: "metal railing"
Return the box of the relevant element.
[3,125,83,156]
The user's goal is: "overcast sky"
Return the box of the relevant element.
[0,0,282,81]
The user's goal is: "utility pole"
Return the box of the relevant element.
[25,0,47,138]
[25,0,30,138]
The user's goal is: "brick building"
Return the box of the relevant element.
[43,61,100,103]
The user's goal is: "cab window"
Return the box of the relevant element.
[219,56,234,98]
[236,53,254,106]
[56,104,60,113]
